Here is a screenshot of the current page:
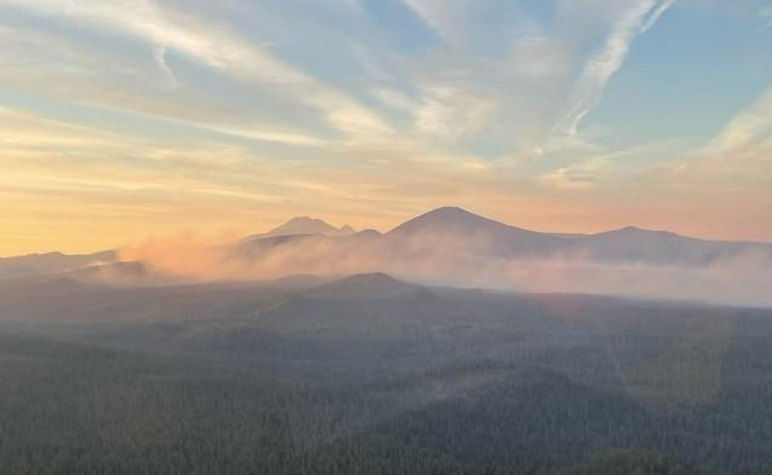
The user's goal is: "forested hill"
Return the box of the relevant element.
[1,275,771,473]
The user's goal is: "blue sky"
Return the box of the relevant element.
[1,0,772,254]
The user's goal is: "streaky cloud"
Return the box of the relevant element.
[557,0,676,138]
[710,85,772,152]
[0,0,392,139]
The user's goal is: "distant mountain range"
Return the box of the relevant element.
[3,206,772,304]
[4,205,772,274]
[384,206,772,264]
[235,206,772,266]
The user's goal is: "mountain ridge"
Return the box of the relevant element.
[8,206,772,260]
[4,207,772,293]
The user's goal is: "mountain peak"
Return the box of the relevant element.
[261,217,355,238]
[285,216,326,226]
[604,226,678,237]
[388,206,524,236]
[430,205,469,213]
[421,206,477,219]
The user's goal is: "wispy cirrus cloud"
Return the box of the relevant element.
[0,0,677,156]
[401,0,466,42]
[152,44,179,89]
[0,24,333,147]
[709,85,772,152]
[556,0,677,137]
[0,0,392,139]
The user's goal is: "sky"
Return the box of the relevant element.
[1,0,772,255]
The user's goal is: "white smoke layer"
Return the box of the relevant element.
[118,231,772,307]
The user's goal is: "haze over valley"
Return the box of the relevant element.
[6,206,772,307]
[3,226,772,473]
